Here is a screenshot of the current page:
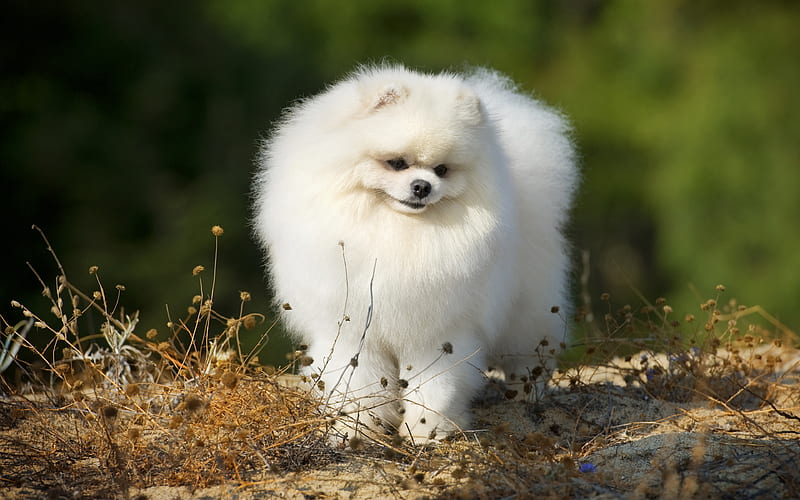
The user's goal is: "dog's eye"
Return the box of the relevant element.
[433,164,448,177]
[386,158,408,171]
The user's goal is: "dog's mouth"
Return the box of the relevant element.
[398,199,427,210]
[386,195,429,213]
[376,189,434,214]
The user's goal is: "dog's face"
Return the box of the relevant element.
[350,77,488,215]
[365,155,461,214]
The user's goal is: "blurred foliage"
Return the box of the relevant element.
[2,0,798,364]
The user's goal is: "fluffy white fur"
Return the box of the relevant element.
[253,65,578,441]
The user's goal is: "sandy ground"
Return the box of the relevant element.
[2,352,799,499]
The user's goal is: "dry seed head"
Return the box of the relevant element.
[550,306,560,313]
[10,300,21,308]
[192,265,205,276]
[600,292,610,301]
[715,284,726,293]
[182,393,206,413]
[299,355,314,367]
[243,315,257,329]
[380,376,388,388]
[88,265,99,274]
[211,225,224,236]
[115,284,125,291]
[282,302,292,310]
[199,300,213,315]
[441,341,453,354]
[662,305,673,315]
[187,306,197,315]
[101,405,118,420]
[93,291,102,300]
[656,297,667,305]
[349,436,364,450]
[239,291,251,302]
[146,328,158,339]
[221,371,238,389]
[398,379,409,389]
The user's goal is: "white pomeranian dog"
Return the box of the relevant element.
[253,64,578,441]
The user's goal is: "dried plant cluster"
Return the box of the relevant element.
[1,228,798,499]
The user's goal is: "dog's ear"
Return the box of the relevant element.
[368,84,408,111]
[456,88,483,125]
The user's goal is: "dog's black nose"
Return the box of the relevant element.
[411,179,432,199]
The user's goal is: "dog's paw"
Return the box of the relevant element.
[398,405,459,444]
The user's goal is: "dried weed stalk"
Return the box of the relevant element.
[0,226,331,496]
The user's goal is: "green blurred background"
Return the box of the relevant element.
[3,1,799,364]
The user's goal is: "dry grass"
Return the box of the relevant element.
[1,227,799,499]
